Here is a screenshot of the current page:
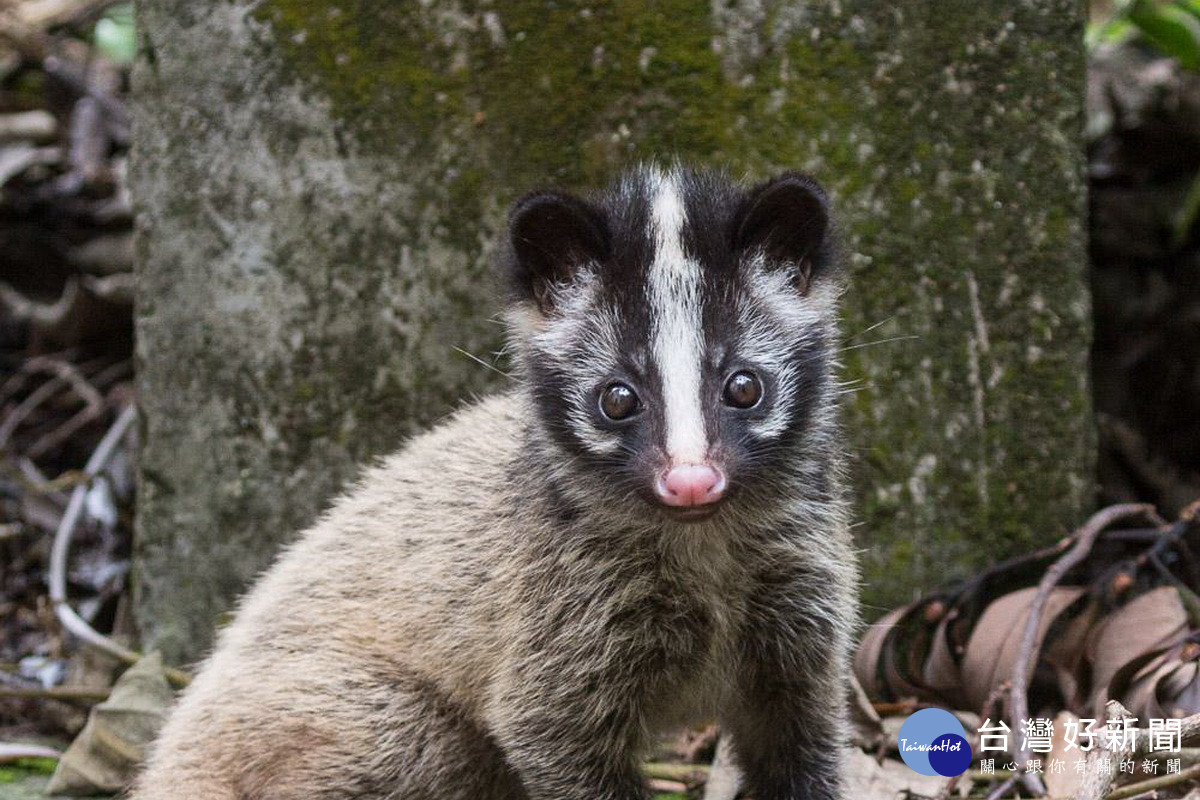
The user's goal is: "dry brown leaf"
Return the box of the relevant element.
[854,604,910,700]
[45,651,174,795]
[849,675,885,750]
[0,274,131,347]
[1043,599,1101,710]
[843,746,945,799]
[1117,643,1200,719]
[1159,657,1200,717]
[1088,586,1188,712]
[921,611,964,707]
[960,586,1086,712]
[1112,647,1174,719]
[879,597,953,701]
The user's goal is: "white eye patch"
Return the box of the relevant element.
[533,296,626,458]
[735,294,813,442]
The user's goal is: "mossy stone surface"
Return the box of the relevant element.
[133,0,1090,661]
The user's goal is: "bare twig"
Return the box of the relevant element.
[0,743,61,763]
[26,357,105,411]
[1112,791,1157,800]
[61,95,107,191]
[936,772,963,800]
[644,762,710,782]
[870,700,944,716]
[1134,792,1163,800]
[0,356,104,452]
[86,358,133,390]
[42,55,129,143]
[19,464,85,495]
[1009,503,1156,795]
[46,404,191,687]
[980,680,1012,733]
[0,110,56,142]
[940,681,1013,799]
[648,778,688,794]
[1072,672,1200,799]
[0,685,109,703]
[1106,763,1200,800]
[13,0,123,28]
[0,375,64,450]
[27,402,106,460]
[1078,700,1138,800]
[985,774,1019,799]
[48,404,137,659]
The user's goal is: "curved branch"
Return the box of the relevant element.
[47,404,191,687]
[49,403,139,663]
[1008,503,1157,795]
[0,742,61,763]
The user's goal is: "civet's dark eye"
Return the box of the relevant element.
[599,383,640,421]
[723,371,763,409]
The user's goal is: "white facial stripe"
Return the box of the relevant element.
[647,171,708,463]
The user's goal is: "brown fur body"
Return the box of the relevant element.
[132,393,856,800]
[134,167,859,800]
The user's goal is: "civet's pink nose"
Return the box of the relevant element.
[655,464,727,507]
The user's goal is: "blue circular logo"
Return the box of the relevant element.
[928,733,972,777]
[898,708,972,777]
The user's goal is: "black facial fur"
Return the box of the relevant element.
[503,166,839,516]
[733,172,833,295]
[507,192,610,313]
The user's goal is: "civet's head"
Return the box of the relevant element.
[502,166,841,524]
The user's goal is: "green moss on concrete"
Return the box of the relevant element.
[254,1,742,190]
[135,0,1091,661]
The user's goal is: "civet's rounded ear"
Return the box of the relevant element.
[733,172,830,295]
[507,191,609,313]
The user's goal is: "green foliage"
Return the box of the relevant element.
[0,758,59,782]
[1130,0,1200,65]
[1090,0,1200,65]
[94,3,136,64]
[1093,1,1200,245]
[1087,15,1137,49]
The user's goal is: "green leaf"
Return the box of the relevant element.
[1128,0,1200,68]
[93,3,136,65]
[0,758,58,783]
[1086,18,1137,50]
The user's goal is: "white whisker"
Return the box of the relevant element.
[452,346,514,380]
[838,334,919,353]
[842,315,896,342]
